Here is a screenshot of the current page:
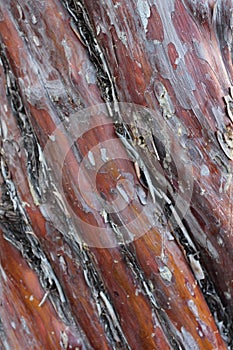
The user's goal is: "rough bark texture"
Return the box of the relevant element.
[0,0,232,349]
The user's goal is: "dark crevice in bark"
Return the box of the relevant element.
[62,0,118,108]
[164,201,232,346]
[0,43,45,202]
[181,217,233,347]
[62,236,131,350]
[0,130,92,346]
[119,242,184,350]
[200,277,232,347]
[0,181,73,326]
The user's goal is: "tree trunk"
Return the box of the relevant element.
[0,0,232,349]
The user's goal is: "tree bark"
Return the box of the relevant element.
[0,0,232,349]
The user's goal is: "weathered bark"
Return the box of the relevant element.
[0,0,232,349]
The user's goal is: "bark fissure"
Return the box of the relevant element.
[65,237,132,350]
[0,44,45,202]
[62,0,118,108]
[119,243,184,350]
[0,177,71,324]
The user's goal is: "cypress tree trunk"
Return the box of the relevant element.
[0,0,232,349]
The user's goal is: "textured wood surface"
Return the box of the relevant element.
[0,0,232,349]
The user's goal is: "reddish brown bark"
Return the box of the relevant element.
[0,0,232,349]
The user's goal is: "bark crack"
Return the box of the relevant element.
[63,0,118,109]
[0,43,48,203]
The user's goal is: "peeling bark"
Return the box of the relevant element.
[0,0,232,349]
